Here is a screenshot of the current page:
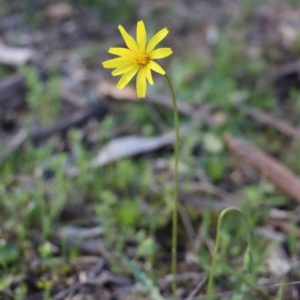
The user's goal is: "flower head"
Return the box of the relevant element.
[103,20,173,98]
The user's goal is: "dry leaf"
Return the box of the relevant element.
[92,130,184,167]
[279,22,298,48]
[45,3,73,20]
[98,81,138,101]
[58,226,103,240]
[225,134,300,203]
[267,245,291,276]
[0,44,33,66]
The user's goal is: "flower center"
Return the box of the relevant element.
[136,52,150,66]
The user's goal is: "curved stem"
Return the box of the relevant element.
[206,207,252,298]
[165,74,179,300]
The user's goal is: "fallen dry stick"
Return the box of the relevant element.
[243,107,300,139]
[225,134,300,203]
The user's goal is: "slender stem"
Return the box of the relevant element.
[206,207,252,298]
[165,74,179,300]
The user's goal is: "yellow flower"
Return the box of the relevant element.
[103,20,173,98]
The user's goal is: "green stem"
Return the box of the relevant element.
[165,74,179,300]
[206,207,252,298]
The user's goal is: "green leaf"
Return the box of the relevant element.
[122,258,164,300]
[0,242,19,266]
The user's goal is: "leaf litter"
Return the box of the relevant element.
[1,1,300,299]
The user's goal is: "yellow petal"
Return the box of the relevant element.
[146,28,169,53]
[148,60,166,75]
[136,20,147,51]
[109,47,135,58]
[150,48,173,59]
[103,57,130,69]
[112,63,135,76]
[118,25,139,52]
[136,67,147,98]
[117,66,139,89]
[145,67,153,85]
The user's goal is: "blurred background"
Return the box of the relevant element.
[1,0,300,299]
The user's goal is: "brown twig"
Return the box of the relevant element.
[186,275,207,300]
[225,134,300,203]
[243,106,300,139]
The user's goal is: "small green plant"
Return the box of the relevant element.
[206,207,254,298]
[20,66,61,127]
